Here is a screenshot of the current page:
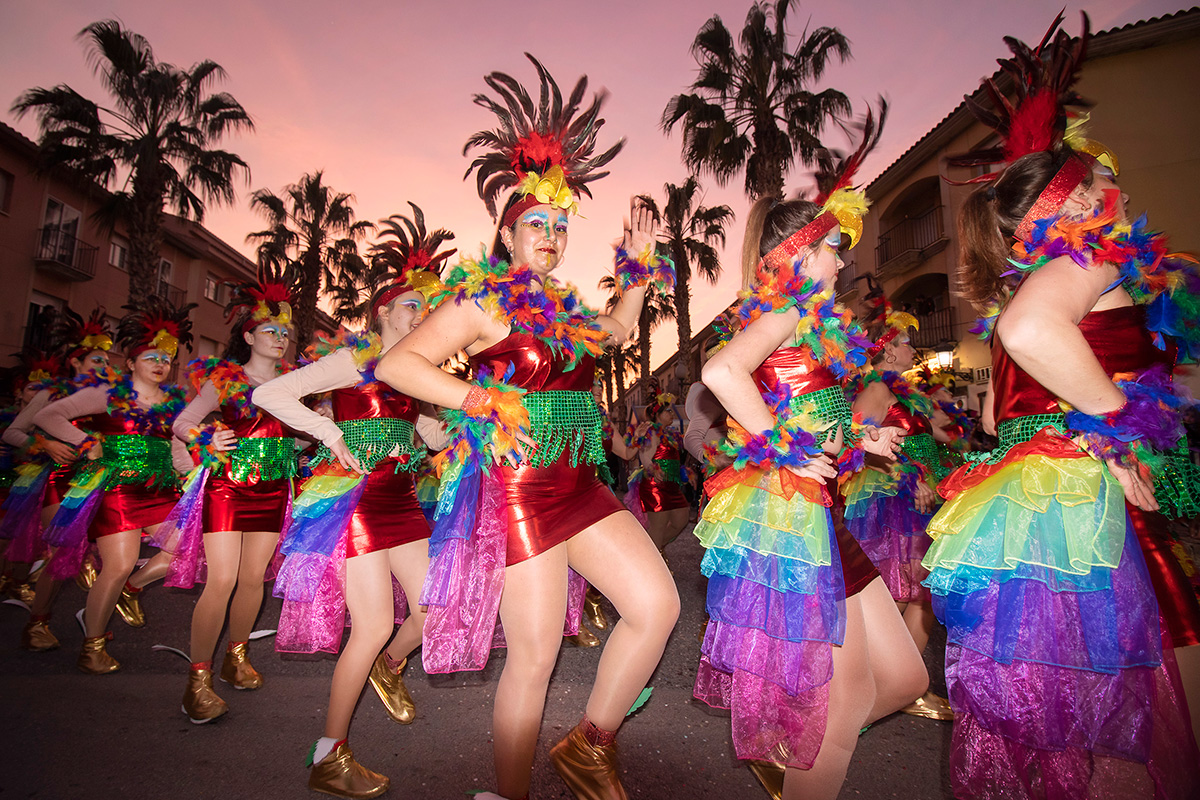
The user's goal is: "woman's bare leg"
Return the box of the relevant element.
[862,579,930,722]
[493,546,570,800]
[189,531,241,662]
[568,510,680,731]
[85,529,141,637]
[383,539,429,664]
[902,599,936,656]
[324,550,395,739]
[227,530,279,643]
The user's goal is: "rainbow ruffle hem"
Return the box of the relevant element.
[0,463,51,563]
[42,464,108,580]
[923,440,1200,797]
[841,467,934,602]
[270,465,408,654]
[694,464,844,770]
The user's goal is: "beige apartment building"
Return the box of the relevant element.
[0,121,333,396]
[838,8,1200,412]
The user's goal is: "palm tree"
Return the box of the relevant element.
[247,171,374,349]
[638,179,733,385]
[661,0,851,200]
[12,20,253,303]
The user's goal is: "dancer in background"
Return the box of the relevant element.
[3,308,115,650]
[843,303,953,720]
[377,55,679,800]
[161,270,297,723]
[33,299,193,673]
[255,244,450,799]
[695,104,928,800]
[627,392,690,561]
[923,14,1200,797]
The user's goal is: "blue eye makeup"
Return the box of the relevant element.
[139,353,171,365]
[260,326,290,340]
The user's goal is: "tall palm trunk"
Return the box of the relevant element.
[672,240,693,385]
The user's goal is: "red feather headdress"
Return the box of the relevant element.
[463,53,625,226]
[367,202,454,317]
[225,263,297,335]
[53,306,114,362]
[118,297,196,359]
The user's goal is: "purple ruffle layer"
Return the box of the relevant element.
[844,491,932,602]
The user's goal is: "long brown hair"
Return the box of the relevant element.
[957,147,1092,309]
[740,197,822,289]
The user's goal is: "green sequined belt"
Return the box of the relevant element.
[313,418,422,474]
[788,384,852,445]
[92,434,178,490]
[522,390,606,469]
[653,457,683,483]
[963,413,1067,469]
[223,436,296,483]
[901,432,940,469]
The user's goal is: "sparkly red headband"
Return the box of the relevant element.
[501,194,546,229]
[372,284,413,318]
[867,328,900,359]
[759,212,838,273]
[1013,157,1090,241]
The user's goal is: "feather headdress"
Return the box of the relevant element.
[368,202,454,316]
[760,99,886,273]
[463,53,624,224]
[52,306,114,362]
[225,263,297,335]
[946,12,1117,239]
[861,279,918,358]
[118,297,196,359]
[11,349,63,388]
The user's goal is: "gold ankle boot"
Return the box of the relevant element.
[75,557,98,591]
[21,619,60,651]
[584,587,609,630]
[565,624,601,648]
[308,742,389,799]
[746,760,785,800]
[901,690,955,721]
[182,668,228,724]
[220,642,263,690]
[114,584,145,627]
[368,652,415,724]
[77,634,120,674]
[549,723,627,800]
[6,579,34,605]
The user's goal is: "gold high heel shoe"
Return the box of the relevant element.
[77,634,120,674]
[584,587,609,630]
[21,618,59,651]
[114,583,145,627]
[549,722,628,800]
[308,742,389,799]
[182,668,228,724]
[901,690,955,721]
[220,641,263,690]
[747,760,785,800]
[367,652,415,724]
[565,623,601,648]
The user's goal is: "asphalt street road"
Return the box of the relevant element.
[1,523,954,799]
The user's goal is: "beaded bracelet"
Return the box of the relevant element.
[1064,366,1188,468]
[614,245,676,295]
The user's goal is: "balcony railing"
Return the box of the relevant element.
[34,227,98,280]
[158,283,186,307]
[875,206,947,276]
[834,258,859,298]
[910,306,956,349]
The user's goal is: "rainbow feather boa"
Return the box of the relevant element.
[434,254,608,373]
[735,269,870,380]
[105,373,186,437]
[614,245,676,295]
[186,357,292,419]
[720,383,830,471]
[973,193,1200,358]
[1064,365,1190,469]
[853,371,936,420]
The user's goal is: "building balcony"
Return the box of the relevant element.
[34,227,98,281]
[910,306,956,350]
[875,206,949,280]
[158,283,186,307]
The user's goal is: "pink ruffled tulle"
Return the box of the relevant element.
[421,470,508,672]
[44,486,103,580]
[844,490,933,603]
[155,467,211,589]
[276,535,347,653]
[694,652,830,769]
[949,641,1199,799]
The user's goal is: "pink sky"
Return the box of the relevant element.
[1,0,1182,370]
